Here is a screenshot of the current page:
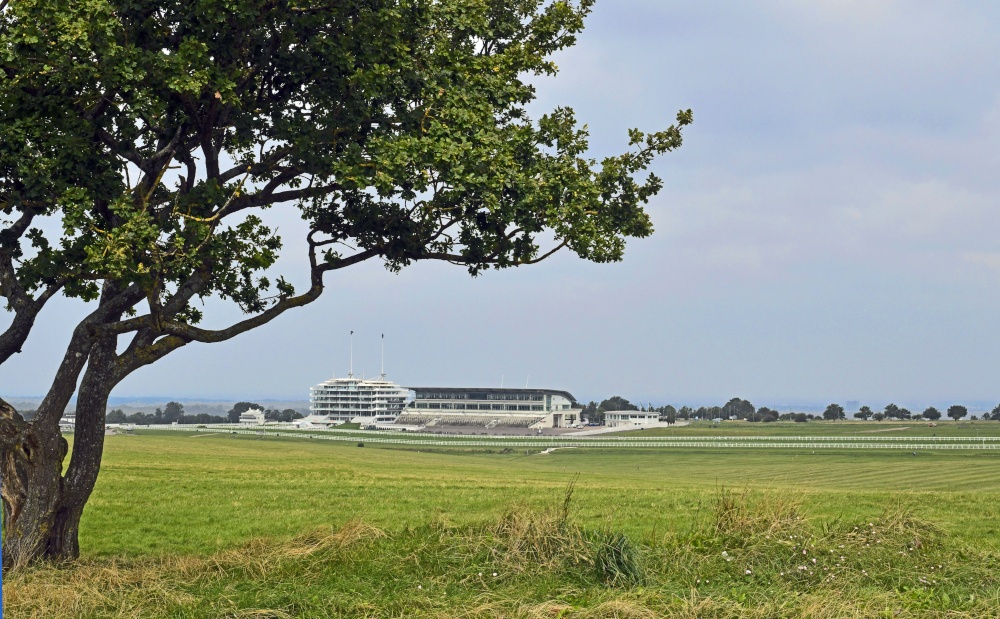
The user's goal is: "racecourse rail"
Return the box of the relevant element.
[133,425,1000,450]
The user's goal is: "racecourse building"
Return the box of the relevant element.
[305,375,411,425]
[605,411,660,428]
[397,387,582,428]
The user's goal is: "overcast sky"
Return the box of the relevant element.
[5,1,1000,410]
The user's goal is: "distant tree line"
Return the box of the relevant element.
[106,401,303,425]
[852,404,972,421]
[580,396,800,424]
[578,397,1000,425]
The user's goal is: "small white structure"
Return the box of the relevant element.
[238,408,267,425]
[604,410,660,428]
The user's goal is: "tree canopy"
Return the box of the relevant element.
[822,403,845,421]
[922,407,941,421]
[0,0,692,566]
[947,405,968,421]
[598,396,639,412]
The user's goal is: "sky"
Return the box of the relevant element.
[5,1,1000,410]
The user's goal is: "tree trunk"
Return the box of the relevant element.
[2,286,136,566]
[44,333,118,560]
[0,327,94,568]
[0,401,69,569]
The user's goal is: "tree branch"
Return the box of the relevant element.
[111,247,382,380]
[218,145,293,184]
[250,183,342,209]
[421,240,568,266]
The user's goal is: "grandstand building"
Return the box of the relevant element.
[397,388,582,428]
[304,375,411,426]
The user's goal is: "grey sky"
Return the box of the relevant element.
[5,1,1000,409]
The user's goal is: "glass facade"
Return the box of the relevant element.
[405,388,578,425]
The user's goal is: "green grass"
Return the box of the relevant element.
[10,431,1000,617]
[77,432,1000,555]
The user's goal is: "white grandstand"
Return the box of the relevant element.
[303,375,411,426]
[398,388,582,428]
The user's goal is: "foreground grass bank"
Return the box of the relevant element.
[11,492,1000,617]
[8,432,1000,617]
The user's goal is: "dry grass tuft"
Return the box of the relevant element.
[712,487,805,542]
[5,520,385,619]
[576,600,659,619]
[282,519,387,558]
[481,507,592,573]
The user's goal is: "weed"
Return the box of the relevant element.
[592,531,645,587]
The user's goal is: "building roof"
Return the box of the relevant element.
[408,387,577,405]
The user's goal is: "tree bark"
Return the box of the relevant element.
[0,401,69,569]
[1,324,98,568]
[45,332,118,560]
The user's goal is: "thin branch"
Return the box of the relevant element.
[95,127,148,171]
[218,145,294,184]
[251,183,342,208]
[420,240,568,266]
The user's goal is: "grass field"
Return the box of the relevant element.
[10,429,1000,617]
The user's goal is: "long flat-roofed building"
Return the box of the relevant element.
[398,387,582,428]
[605,410,660,428]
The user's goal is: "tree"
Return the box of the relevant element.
[722,398,755,420]
[873,412,885,422]
[106,409,127,424]
[182,413,227,424]
[947,405,968,421]
[227,402,264,424]
[659,405,677,420]
[757,407,779,423]
[855,406,873,421]
[599,396,638,413]
[0,0,690,566]
[986,405,1000,422]
[922,407,942,421]
[883,403,901,420]
[823,403,845,421]
[678,406,693,420]
[163,402,185,424]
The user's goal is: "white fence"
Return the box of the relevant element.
[143,426,1000,450]
[136,423,1000,442]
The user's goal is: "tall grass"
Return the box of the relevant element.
[8,488,1000,618]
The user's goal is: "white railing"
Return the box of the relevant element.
[146,426,1000,450]
[153,424,1000,442]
